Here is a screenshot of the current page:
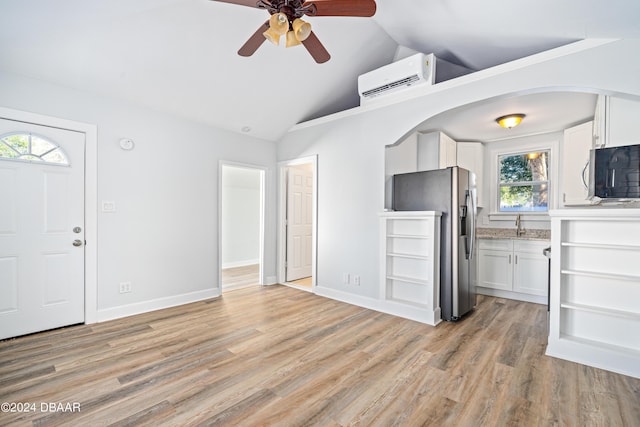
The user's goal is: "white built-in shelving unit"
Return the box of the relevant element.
[548,209,640,379]
[379,211,441,325]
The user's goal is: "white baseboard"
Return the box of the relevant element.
[221,259,259,269]
[477,287,547,305]
[546,337,640,379]
[314,286,441,326]
[265,276,277,285]
[95,288,221,323]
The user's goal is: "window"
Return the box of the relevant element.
[498,151,549,212]
[0,132,69,165]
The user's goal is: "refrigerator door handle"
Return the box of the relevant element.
[464,192,471,259]
[468,188,476,259]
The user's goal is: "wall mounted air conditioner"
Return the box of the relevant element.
[358,53,471,104]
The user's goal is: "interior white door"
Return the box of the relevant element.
[286,163,313,282]
[0,119,85,339]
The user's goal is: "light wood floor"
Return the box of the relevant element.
[1,286,639,426]
[288,276,313,289]
[221,264,259,290]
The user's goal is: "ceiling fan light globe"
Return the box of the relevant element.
[263,28,281,45]
[269,12,289,36]
[292,18,311,41]
[285,30,301,47]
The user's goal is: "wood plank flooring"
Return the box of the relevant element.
[221,264,259,290]
[288,276,313,289]
[1,286,639,426]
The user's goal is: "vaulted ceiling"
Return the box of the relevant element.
[1,0,639,141]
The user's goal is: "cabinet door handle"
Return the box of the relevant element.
[515,255,518,264]
[581,160,590,190]
[509,254,511,264]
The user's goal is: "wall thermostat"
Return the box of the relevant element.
[119,138,135,150]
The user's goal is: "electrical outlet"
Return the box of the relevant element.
[119,282,132,293]
[352,275,360,286]
[343,273,350,284]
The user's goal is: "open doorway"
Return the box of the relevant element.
[219,162,265,292]
[278,156,317,291]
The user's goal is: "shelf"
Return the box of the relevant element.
[387,252,430,260]
[387,234,430,239]
[560,269,640,282]
[561,242,640,252]
[381,213,440,325]
[560,302,640,321]
[386,275,429,286]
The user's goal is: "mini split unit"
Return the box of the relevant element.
[357,53,472,104]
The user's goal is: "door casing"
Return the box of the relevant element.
[218,160,267,290]
[277,155,317,287]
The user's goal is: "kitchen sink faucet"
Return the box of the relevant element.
[515,213,525,236]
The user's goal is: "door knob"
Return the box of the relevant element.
[72,239,83,247]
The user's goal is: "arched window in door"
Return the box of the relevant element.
[0,132,69,165]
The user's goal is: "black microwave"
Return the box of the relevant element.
[589,144,640,200]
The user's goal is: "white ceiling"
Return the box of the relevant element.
[1,0,639,141]
[415,91,598,143]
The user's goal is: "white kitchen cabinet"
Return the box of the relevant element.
[379,211,442,325]
[457,142,485,207]
[593,95,640,148]
[561,121,593,206]
[477,239,513,291]
[548,209,640,379]
[417,131,457,171]
[512,241,549,296]
[477,239,549,303]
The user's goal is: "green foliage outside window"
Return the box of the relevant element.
[498,151,549,212]
[0,133,68,165]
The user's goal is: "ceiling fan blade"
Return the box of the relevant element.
[238,21,269,57]
[302,31,330,63]
[209,0,264,8]
[303,0,376,17]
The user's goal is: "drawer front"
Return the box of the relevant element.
[513,240,549,254]
[478,239,513,251]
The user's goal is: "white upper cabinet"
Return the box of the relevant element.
[457,142,485,207]
[594,95,640,148]
[417,131,457,170]
[561,121,593,206]
[386,131,485,208]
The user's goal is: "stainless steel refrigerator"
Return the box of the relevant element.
[392,166,477,321]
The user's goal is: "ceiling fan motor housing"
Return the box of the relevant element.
[258,0,315,20]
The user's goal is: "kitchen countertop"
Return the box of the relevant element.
[476,227,551,241]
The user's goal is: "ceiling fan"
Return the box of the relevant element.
[211,0,377,63]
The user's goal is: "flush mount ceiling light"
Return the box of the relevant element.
[496,114,526,129]
[209,0,377,63]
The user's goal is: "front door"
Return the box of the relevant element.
[285,163,313,282]
[0,119,85,340]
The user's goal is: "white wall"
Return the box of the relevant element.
[277,39,640,304]
[221,166,261,268]
[0,70,277,319]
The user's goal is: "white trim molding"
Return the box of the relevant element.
[277,155,318,287]
[96,288,220,323]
